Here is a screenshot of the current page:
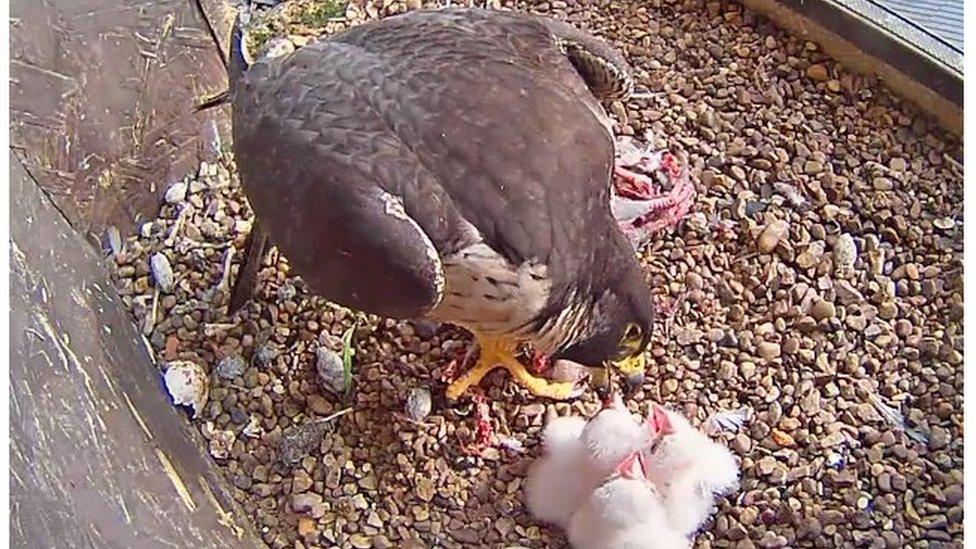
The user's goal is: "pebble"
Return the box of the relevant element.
[833,233,858,275]
[150,253,175,292]
[796,241,825,269]
[804,160,824,174]
[280,420,334,466]
[757,342,781,361]
[811,299,836,321]
[806,63,829,81]
[757,220,789,254]
[834,280,865,304]
[292,492,324,514]
[405,387,432,421]
[316,346,346,395]
[292,470,314,493]
[216,355,246,380]
[306,394,332,416]
[415,477,435,502]
[929,426,950,450]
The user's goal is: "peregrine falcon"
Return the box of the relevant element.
[220,8,684,400]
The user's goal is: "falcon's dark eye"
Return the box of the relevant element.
[616,322,644,358]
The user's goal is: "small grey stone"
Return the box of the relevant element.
[405,387,432,421]
[277,282,297,303]
[232,474,252,490]
[745,200,765,217]
[230,407,248,425]
[411,319,441,339]
[255,343,279,366]
[944,484,963,505]
[150,253,175,292]
[292,492,324,513]
[164,181,188,204]
[280,420,333,465]
[316,346,345,395]
[216,355,246,380]
[929,425,950,450]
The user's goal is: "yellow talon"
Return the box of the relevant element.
[445,336,583,401]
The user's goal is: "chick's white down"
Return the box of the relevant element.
[526,401,740,548]
[525,399,648,528]
[640,409,740,536]
[525,416,589,528]
[567,460,688,549]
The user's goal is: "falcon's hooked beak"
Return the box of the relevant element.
[611,353,647,389]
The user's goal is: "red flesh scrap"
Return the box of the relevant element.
[529,349,551,374]
[460,391,495,456]
[612,149,696,240]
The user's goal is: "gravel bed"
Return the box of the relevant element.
[110,0,963,547]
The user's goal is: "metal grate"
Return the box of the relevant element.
[870,0,963,52]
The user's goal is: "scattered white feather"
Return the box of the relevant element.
[870,394,928,444]
[704,407,753,434]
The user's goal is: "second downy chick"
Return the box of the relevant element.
[640,407,740,536]
[525,394,651,528]
[566,451,689,549]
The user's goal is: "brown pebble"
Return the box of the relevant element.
[807,63,829,81]
[757,220,789,254]
[757,342,782,361]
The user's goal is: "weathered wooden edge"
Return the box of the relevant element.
[196,0,240,62]
[9,0,231,238]
[736,0,962,136]
[10,151,264,549]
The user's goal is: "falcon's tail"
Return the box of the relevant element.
[195,13,249,112]
[228,217,269,315]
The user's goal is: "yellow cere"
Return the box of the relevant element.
[613,353,646,376]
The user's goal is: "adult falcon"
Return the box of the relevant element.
[217,8,692,400]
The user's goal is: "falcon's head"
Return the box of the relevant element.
[554,265,653,385]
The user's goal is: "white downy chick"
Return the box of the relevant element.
[524,415,588,528]
[566,453,689,549]
[641,406,740,536]
[579,394,649,470]
[525,394,648,528]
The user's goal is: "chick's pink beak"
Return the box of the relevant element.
[649,404,674,436]
[601,391,626,411]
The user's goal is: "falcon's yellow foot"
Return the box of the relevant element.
[445,337,585,401]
